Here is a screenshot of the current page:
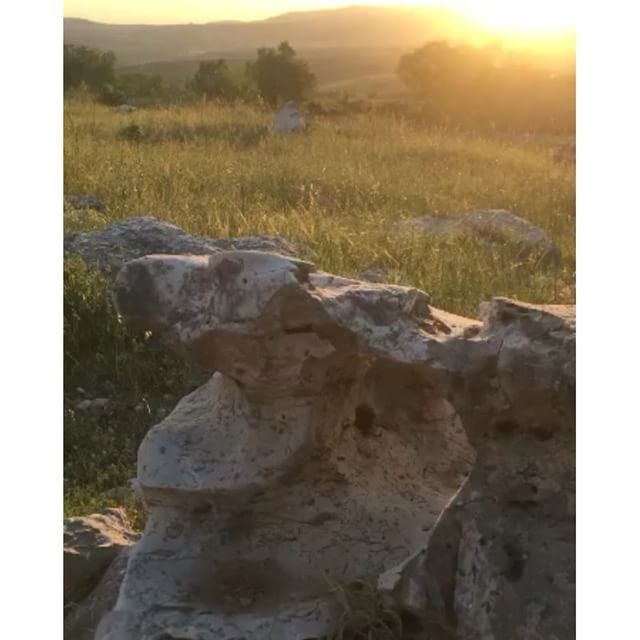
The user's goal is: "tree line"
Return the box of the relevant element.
[64,40,574,133]
[63,42,316,108]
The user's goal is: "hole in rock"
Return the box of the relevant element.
[354,404,376,435]
[503,544,525,582]
[494,420,519,437]
[284,324,314,334]
[531,426,554,441]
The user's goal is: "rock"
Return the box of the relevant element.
[75,398,110,411]
[358,266,390,283]
[395,209,561,265]
[387,299,575,640]
[65,548,132,640]
[273,101,307,133]
[65,194,105,213]
[64,216,302,275]
[99,252,574,640]
[100,251,475,640]
[115,104,136,113]
[64,508,139,606]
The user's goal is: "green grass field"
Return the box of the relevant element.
[63,99,575,523]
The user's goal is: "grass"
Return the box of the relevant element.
[63,99,575,523]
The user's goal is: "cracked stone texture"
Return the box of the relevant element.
[383,298,575,640]
[64,216,302,274]
[99,251,475,640]
[98,251,574,640]
[395,209,561,265]
[64,508,139,607]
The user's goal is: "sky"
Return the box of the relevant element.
[64,1,576,33]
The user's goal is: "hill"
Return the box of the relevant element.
[63,6,480,67]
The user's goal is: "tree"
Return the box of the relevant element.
[189,60,238,101]
[247,42,315,106]
[397,41,575,134]
[64,45,116,93]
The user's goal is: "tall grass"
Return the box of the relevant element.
[63,99,575,518]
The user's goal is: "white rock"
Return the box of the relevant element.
[273,101,306,133]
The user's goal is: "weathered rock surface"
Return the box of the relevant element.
[64,508,139,606]
[99,251,475,640]
[395,209,561,265]
[384,299,575,640]
[64,216,301,273]
[65,548,132,640]
[65,194,106,213]
[96,250,574,640]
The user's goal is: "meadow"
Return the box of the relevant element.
[63,98,575,521]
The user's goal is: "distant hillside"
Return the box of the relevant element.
[63,6,479,66]
[65,5,574,99]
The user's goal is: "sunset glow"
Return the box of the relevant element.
[64,1,576,37]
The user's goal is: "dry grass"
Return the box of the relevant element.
[63,98,575,519]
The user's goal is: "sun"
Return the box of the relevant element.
[452,0,575,36]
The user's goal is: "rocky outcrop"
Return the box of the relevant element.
[395,209,561,265]
[383,299,575,640]
[96,250,574,640]
[64,508,139,606]
[64,216,302,273]
[98,251,475,640]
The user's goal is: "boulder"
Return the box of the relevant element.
[383,299,575,640]
[99,251,475,640]
[64,216,302,274]
[64,547,132,640]
[65,194,106,213]
[273,101,307,133]
[64,508,139,606]
[395,209,561,265]
[96,251,574,640]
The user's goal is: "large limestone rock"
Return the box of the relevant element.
[64,216,301,273]
[383,299,575,639]
[395,209,561,265]
[99,251,475,640]
[64,508,139,606]
[97,251,574,640]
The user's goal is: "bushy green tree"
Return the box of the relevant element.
[398,41,575,133]
[189,60,238,101]
[64,45,116,93]
[247,42,315,106]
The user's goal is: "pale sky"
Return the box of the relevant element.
[64,1,576,32]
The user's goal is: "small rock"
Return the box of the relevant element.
[92,398,110,409]
[273,101,307,133]
[65,194,106,213]
[156,407,168,418]
[115,104,136,113]
[134,403,145,413]
[76,387,87,396]
[76,399,93,411]
[394,209,561,265]
[358,266,390,283]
